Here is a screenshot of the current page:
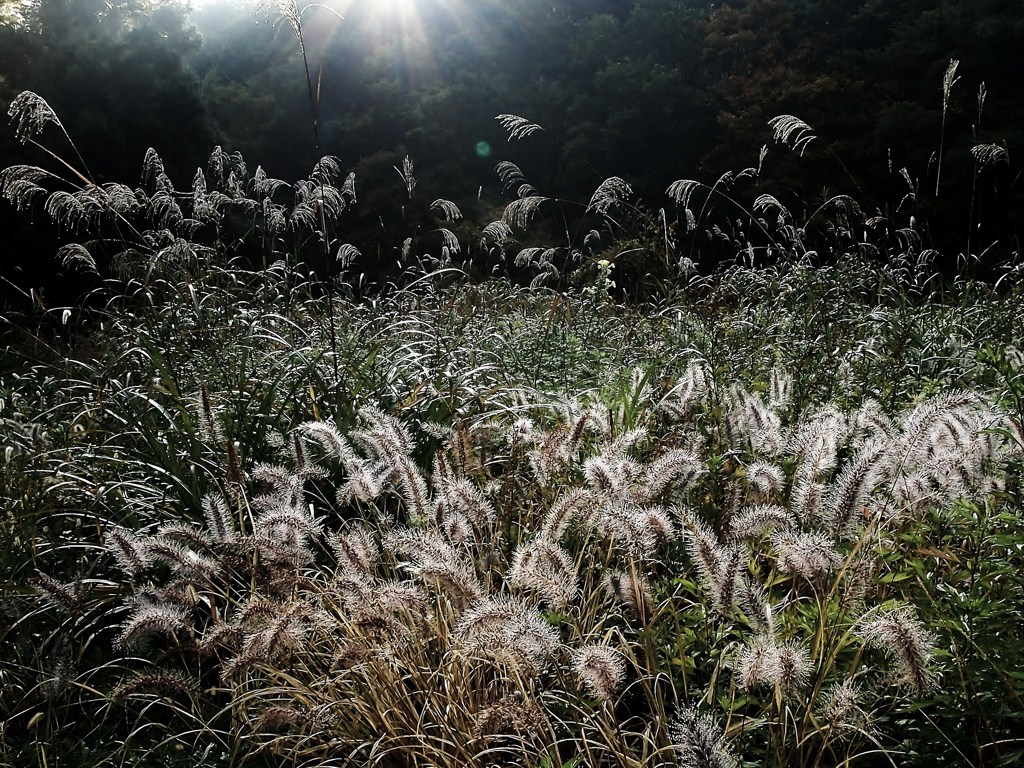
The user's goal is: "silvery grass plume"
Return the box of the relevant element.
[507,537,578,609]
[587,176,633,216]
[681,511,742,616]
[455,595,559,675]
[818,679,873,740]
[768,114,817,156]
[385,528,482,608]
[771,530,842,583]
[743,461,786,500]
[724,385,785,457]
[8,90,66,144]
[573,644,625,702]
[658,360,712,421]
[861,605,936,695]
[496,113,544,141]
[734,632,813,701]
[671,706,739,768]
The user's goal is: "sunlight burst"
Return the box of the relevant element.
[372,0,419,17]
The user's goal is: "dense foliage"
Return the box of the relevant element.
[1,2,1023,767]
[2,0,1023,302]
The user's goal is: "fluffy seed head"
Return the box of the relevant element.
[861,606,936,694]
[772,531,841,582]
[671,706,739,768]
[728,504,792,541]
[574,645,625,701]
[735,634,780,691]
[744,462,786,496]
[507,538,578,609]
[776,640,812,697]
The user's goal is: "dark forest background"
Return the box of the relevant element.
[1,0,1022,304]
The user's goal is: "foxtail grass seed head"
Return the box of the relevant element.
[777,640,812,697]
[439,477,497,529]
[768,368,793,411]
[744,462,785,497]
[329,528,378,577]
[683,514,739,613]
[203,493,237,543]
[740,578,775,635]
[641,448,704,501]
[772,531,841,582]
[574,645,625,701]
[671,706,739,768]
[197,383,224,444]
[456,595,560,670]
[337,460,384,505]
[736,634,780,691]
[819,679,872,738]
[728,504,792,541]
[106,526,153,578]
[386,529,483,606]
[118,602,190,650]
[541,488,596,539]
[441,509,474,545]
[295,421,357,468]
[144,536,218,579]
[112,670,201,702]
[471,694,547,740]
[790,477,825,523]
[862,606,936,694]
[598,501,658,559]
[823,438,887,537]
[507,538,578,609]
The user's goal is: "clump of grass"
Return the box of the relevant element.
[3,60,1024,768]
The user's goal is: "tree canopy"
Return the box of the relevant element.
[2,0,1022,296]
